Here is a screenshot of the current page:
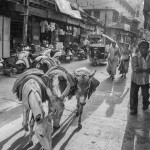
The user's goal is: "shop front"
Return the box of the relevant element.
[1,0,100,58]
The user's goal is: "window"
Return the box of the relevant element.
[113,11,119,22]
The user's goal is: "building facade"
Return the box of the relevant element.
[76,0,140,44]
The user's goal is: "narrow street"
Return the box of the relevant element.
[0,59,150,150]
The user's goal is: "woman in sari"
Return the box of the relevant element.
[107,42,121,80]
[118,43,132,78]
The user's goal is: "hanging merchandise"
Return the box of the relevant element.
[46,22,55,32]
[51,22,55,31]
[40,20,48,33]
[73,27,78,36]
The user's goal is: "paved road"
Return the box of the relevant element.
[0,59,150,150]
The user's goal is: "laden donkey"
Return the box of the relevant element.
[32,56,60,73]
[12,69,56,150]
[73,67,100,128]
[45,66,99,129]
[44,66,75,130]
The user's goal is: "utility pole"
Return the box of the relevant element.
[104,6,107,34]
[23,0,29,46]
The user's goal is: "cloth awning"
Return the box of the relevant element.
[55,0,82,19]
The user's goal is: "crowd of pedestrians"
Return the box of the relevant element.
[106,39,150,115]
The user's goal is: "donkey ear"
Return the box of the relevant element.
[47,109,57,122]
[89,70,97,78]
[46,87,53,99]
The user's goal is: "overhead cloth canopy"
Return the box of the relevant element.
[55,0,82,19]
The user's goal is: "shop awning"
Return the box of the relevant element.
[55,0,82,19]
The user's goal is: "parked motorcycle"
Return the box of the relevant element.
[2,52,18,76]
[68,42,87,60]
[15,46,33,73]
[76,48,87,60]
[63,46,73,62]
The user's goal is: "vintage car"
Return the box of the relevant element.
[89,33,116,65]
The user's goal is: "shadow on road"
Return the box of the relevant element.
[0,76,129,150]
[59,127,81,150]
[105,77,129,117]
[0,128,24,150]
[70,78,114,128]
[0,105,22,128]
[121,103,150,150]
[52,109,77,148]
[0,109,78,150]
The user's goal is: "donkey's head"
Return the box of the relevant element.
[29,90,56,150]
[34,109,57,150]
[45,74,66,129]
[74,67,96,106]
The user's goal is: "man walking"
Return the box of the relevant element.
[130,40,150,115]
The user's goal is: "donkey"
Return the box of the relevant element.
[32,56,60,73]
[12,69,56,150]
[44,66,74,130]
[45,66,99,129]
[73,67,100,128]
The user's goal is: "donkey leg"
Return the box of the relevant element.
[22,107,29,132]
[78,107,83,129]
[29,115,34,146]
[76,101,80,117]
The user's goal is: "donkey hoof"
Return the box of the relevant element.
[28,140,33,146]
[78,124,82,129]
[76,112,79,117]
